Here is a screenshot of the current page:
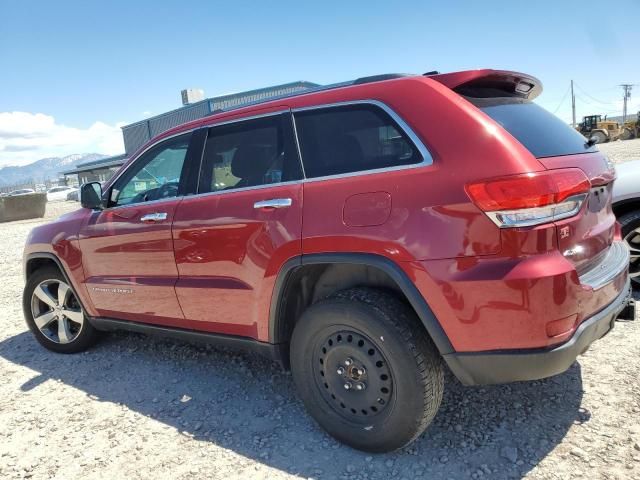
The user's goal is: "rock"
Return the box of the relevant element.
[570,447,588,459]
[500,446,518,463]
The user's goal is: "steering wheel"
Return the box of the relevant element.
[155,182,179,199]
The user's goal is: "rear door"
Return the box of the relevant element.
[172,110,304,340]
[79,132,197,328]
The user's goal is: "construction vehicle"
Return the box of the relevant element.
[577,115,622,143]
[621,111,640,140]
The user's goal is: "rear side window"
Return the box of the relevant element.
[199,114,302,193]
[472,98,597,158]
[294,104,422,178]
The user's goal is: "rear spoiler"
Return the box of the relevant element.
[429,69,543,100]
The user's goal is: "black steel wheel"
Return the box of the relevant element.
[314,330,394,421]
[290,288,444,452]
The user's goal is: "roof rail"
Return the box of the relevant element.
[353,73,411,84]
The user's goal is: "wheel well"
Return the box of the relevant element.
[613,199,640,219]
[25,256,61,280]
[271,258,453,364]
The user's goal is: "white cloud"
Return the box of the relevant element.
[0,112,125,167]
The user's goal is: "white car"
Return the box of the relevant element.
[612,160,640,285]
[46,186,78,202]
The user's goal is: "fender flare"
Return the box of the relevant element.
[24,252,92,312]
[25,252,72,284]
[268,253,454,355]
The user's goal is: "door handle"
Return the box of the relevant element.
[253,198,292,209]
[140,212,168,223]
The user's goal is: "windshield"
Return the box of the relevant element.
[470,97,597,158]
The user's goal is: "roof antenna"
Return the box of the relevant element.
[423,71,440,76]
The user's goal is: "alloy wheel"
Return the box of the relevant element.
[625,227,640,284]
[31,279,84,344]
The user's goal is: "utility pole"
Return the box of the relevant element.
[571,80,576,128]
[621,84,633,123]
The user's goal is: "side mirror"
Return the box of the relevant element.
[80,182,103,210]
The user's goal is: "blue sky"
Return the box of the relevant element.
[1,0,638,166]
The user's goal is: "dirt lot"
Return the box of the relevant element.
[599,138,640,164]
[1,193,640,480]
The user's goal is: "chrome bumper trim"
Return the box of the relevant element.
[579,241,630,290]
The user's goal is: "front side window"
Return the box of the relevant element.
[111,134,191,206]
[199,114,301,193]
[293,104,422,179]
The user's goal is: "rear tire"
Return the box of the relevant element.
[23,267,99,353]
[290,288,444,452]
[619,210,640,287]
[591,131,607,144]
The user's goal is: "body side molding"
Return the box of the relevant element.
[89,317,286,363]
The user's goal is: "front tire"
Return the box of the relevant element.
[23,267,99,353]
[621,128,635,141]
[290,288,444,452]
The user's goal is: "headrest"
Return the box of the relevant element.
[231,145,274,180]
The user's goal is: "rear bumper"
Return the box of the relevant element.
[443,278,632,386]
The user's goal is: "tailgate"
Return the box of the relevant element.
[458,81,617,274]
[537,152,616,272]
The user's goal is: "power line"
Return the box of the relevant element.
[573,82,617,105]
[552,84,572,114]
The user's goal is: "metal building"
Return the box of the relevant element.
[64,80,323,187]
[62,154,128,186]
[121,81,319,155]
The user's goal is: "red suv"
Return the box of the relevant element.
[23,70,631,452]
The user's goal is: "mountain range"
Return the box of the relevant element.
[0,154,107,187]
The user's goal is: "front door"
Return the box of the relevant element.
[172,111,303,340]
[79,132,195,327]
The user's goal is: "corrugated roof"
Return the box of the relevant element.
[122,81,319,130]
[62,154,127,175]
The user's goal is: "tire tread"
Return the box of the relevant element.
[329,287,444,448]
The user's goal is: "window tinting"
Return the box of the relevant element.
[294,104,421,178]
[472,98,597,158]
[199,114,301,193]
[112,134,191,206]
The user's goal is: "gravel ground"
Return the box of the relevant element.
[599,138,640,164]
[1,197,640,480]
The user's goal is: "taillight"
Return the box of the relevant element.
[466,169,590,228]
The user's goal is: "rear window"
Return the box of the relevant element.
[471,98,597,158]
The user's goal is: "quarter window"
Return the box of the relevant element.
[293,104,422,178]
[111,133,191,206]
[199,114,301,193]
